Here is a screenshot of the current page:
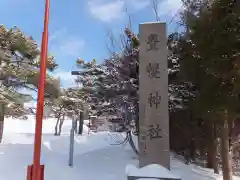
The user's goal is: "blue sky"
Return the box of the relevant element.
[0,0,182,89]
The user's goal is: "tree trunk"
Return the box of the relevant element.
[75,119,78,134]
[221,112,233,180]
[207,136,219,173]
[0,104,4,143]
[54,115,61,136]
[207,123,219,173]
[188,108,196,161]
[78,111,84,135]
[54,107,63,136]
[190,140,196,161]
[58,115,65,136]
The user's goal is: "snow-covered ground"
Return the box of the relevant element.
[0,115,239,180]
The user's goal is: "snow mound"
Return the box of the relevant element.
[126,164,180,179]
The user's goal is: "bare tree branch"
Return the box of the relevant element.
[152,0,160,21]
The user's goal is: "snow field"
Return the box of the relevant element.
[0,115,239,180]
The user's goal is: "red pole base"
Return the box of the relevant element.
[27,165,44,180]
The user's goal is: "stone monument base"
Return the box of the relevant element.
[126,164,181,180]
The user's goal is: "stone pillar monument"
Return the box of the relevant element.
[138,22,170,169]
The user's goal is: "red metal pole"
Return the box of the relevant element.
[27,0,50,180]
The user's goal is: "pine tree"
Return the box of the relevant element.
[74,26,196,154]
[0,25,61,142]
[177,0,240,179]
[50,88,84,136]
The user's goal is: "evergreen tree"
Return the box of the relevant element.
[176,0,240,179]
[0,25,61,142]
[50,88,84,136]
[74,27,196,154]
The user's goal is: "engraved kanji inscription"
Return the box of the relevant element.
[148,124,162,140]
[148,91,161,108]
[141,135,147,155]
[146,33,159,51]
[146,62,160,78]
